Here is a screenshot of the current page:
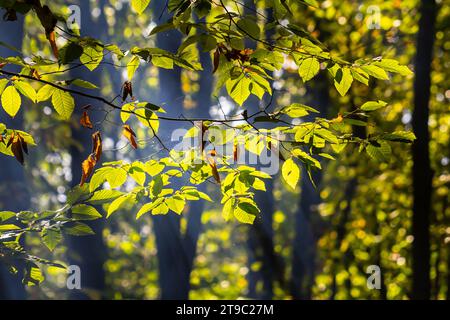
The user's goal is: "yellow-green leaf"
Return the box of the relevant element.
[107,194,131,218]
[37,84,55,102]
[334,67,353,96]
[41,227,62,251]
[298,57,320,82]
[131,0,151,14]
[127,55,140,80]
[51,89,74,120]
[135,108,159,134]
[226,76,251,106]
[72,204,102,220]
[0,79,8,94]
[1,85,21,117]
[105,168,128,189]
[282,158,300,190]
[360,64,389,80]
[14,81,36,102]
[80,45,104,71]
[360,100,388,111]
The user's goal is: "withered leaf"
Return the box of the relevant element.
[91,131,102,162]
[30,68,41,80]
[199,121,208,154]
[80,111,93,129]
[122,125,138,149]
[80,154,97,186]
[6,131,15,148]
[18,134,28,155]
[213,48,220,74]
[207,153,221,184]
[11,135,24,165]
[122,81,133,102]
[48,30,58,59]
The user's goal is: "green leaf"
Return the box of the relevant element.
[129,163,146,186]
[136,198,163,219]
[0,211,15,222]
[166,196,186,215]
[0,79,9,95]
[152,202,169,215]
[121,103,134,123]
[381,131,416,143]
[366,141,392,162]
[66,185,90,205]
[51,89,74,120]
[280,103,319,118]
[360,100,388,111]
[252,177,266,191]
[37,84,55,102]
[1,85,21,117]
[135,108,159,133]
[152,56,174,69]
[222,199,234,221]
[107,194,132,218]
[234,200,258,224]
[145,160,165,176]
[23,264,44,286]
[237,18,260,39]
[14,81,36,102]
[131,0,151,14]
[64,222,95,236]
[149,22,175,36]
[351,68,369,85]
[373,59,413,76]
[282,158,300,190]
[59,42,83,65]
[41,227,62,251]
[334,67,353,96]
[360,64,389,80]
[89,168,108,192]
[70,79,98,89]
[226,76,251,106]
[71,204,102,220]
[298,57,320,82]
[87,190,123,205]
[292,149,321,169]
[314,128,339,144]
[80,45,104,71]
[105,168,128,189]
[127,55,140,80]
[238,202,260,215]
[0,224,20,231]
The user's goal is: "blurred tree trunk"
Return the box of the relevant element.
[0,16,27,300]
[243,4,280,299]
[411,0,437,300]
[178,38,213,296]
[290,72,329,299]
[66,1,107,299]
[151,11,213,298]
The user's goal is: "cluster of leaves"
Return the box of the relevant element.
[0,0,417,285]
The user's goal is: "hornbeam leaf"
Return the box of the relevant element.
[282,158,300,190]
[14,81,36,102]
[298,57,320,82]
[1,85,21,117]
[41,227,62,251]
[51,89,74,120]
[131,0,151,14]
